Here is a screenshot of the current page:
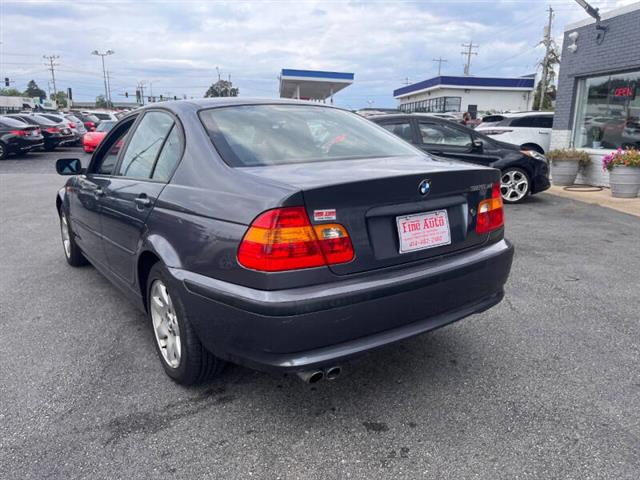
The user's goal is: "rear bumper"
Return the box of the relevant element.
[170,239,514,372]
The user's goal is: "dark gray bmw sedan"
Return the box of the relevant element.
[55,98,513,385]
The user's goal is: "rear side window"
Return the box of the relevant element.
[117,112,174,178]
[380,122,413,142]
[199,104,419,167]
[418,122,472,146]
[508,116,537,128]
[152,126,183,181]
[533,116,553,128]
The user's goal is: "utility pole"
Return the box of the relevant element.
[92,50,114,107]
[401,77,410,86]
[433,57,448,76]
[137,81,146,106]
[43,55,60,97]
[538,6,554,111]
[106,70,112,105]
[460,42,478,76]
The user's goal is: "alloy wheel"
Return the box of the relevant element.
[500,169,529,202]
[150,280,182,369]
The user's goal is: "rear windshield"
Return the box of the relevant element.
[199,104,420,167]
[92,113,112,120]
[0,116,30,128]
[31,115,57,126]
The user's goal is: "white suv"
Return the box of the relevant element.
[476,112,554,154]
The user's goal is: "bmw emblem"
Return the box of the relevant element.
[418,179,431,196]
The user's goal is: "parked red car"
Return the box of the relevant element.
[82,120,115,153]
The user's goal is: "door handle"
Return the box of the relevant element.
[134,195,152,208]
[538,131,550,134]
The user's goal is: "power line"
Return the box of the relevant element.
[460,42,478,76]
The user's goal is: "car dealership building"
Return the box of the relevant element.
[550,2,640,187]
[393,75,535,117]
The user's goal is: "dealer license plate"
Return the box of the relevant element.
[396,209,451,254]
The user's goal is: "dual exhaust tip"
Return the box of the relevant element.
[297,366,342,384]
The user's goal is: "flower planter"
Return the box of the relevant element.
[609,165,640,198]
[551,159,580,186]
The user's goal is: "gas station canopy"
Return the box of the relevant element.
[279,69,354,103]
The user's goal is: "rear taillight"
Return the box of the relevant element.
[10,129,27,136]
[238,207,354,272]
[45,127,59,133]
[68,122,77,128]
[476,183,504,234]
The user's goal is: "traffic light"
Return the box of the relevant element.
[67,87,73,101]
[136,90,141,102]
[125,92,129,98]
[4,77,9,87]
[173,95,177,101]
[160,94,163,101]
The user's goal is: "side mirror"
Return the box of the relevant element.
[56,158,84,175]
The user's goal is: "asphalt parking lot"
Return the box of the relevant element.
[1,150,639,480]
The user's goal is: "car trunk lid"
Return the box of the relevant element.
[240,155,500,275]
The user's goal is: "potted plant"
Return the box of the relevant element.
[602,148,640,198]
[591,127,603,148]
[547,149,591,186]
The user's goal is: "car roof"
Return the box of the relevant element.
[499,111,554,118]
[367,113,456,123]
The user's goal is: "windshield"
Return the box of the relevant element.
[199,104,421,167]
[96,121,116,132]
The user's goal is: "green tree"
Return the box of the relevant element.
[204,79,239,98]
[95,95,108,108]
[23,80,47,99]
[534,44,560,111]
[51,91,68,108]
[0,87,23,96]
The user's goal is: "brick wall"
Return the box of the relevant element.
[553,7,640,135]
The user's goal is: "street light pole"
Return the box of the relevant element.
[92,50,114,107]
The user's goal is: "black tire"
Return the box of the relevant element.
[59,210,89,267]
[146,262,225,385]
[0,142,7,160]
[500,167,531,204]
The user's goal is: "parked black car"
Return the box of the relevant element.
[0,116,45,159]
[370,114,550,203]
[7,113,75,151]
[55,99,513,385]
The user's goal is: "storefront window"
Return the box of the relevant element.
[573,70,640,149]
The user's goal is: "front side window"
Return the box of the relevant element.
[200,105,420,167]
[380,122,414,142]
[418,122,472,146]
[94,126,132,175]
[117,111,174,178]
[573,70,640,149]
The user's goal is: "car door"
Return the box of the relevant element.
[68,121,133,267]
[531,115,553,152]
[416,120,492,166]
[100,110,181,286]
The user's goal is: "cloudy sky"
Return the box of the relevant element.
[0,0,636,108]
